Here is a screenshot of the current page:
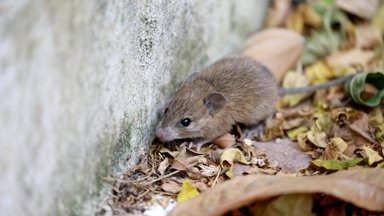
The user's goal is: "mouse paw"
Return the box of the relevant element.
[192,141,208,152]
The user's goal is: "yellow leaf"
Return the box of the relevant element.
[286,126,309,140]
[330,137,348,153]
[220,148,250,178]
[297,133,313,151]
[313,112,333,133]
[177,179,200,204]
[362,146,383,165]
[159,147,179,158]
[286,5,304,33]
[306,61,334,84]
[373,3,384,32]
[281,71,311,107]
[307,131,327,148]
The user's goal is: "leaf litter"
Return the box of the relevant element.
[103,1,384,215]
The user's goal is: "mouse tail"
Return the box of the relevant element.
[278,74,356,95]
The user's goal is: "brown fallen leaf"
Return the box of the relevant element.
[242,28,305,82]
[161,181,181,193]
[171,147,203,171]
[266,0,292,28]
[253,139,311,173]
[212,133,236,149]
[336,0,379,19]
[286,3,322,33]
[326,48,375,71]
[169,168,384,216]
[157,158,169,176]
[348,112,377,144]
[261,112,284,141]
[354,23,383,49]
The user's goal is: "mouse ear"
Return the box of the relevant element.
[204,93,226,115]
[184,72,200,83]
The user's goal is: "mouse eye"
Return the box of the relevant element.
[164,108,169,114]
[180,118,191,127]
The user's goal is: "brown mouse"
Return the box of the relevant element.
[155,56,357,148]
[155,56,279,148]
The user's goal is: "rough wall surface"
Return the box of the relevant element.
[0,0,269,215]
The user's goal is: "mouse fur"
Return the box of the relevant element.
[156,56,279,144]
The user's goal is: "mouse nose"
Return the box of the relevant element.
[156,128,166,142]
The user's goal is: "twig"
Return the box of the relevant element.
[211,167,222,188]
[142,170,181,186]
[135,189,150,200]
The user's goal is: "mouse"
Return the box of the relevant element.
[155,56,356,149]
[155,56,279,148]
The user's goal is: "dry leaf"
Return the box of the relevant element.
[161,181,181,193]
[286,3,322,33]
[306,61,335,84]
[330,137,348,153]
[197,164,220,177]
[159,147,179,158]
[326,48,375,70]
[280,70,311,107]
[348,112,376,144]
[336,0,379,19]
[369,106,384,126]
[362,146,383,165]
[249,194,313,216]
[354,23,383,49]
[253,139,311,173]
[307,131,328,148]
[220,148,250,178]
[286,126,308,140]
[212,133,236,148]
[171,147,203,171]
[242,28,305,82]
[373,3,384,32]
[266,0,292,27]
[176,179,199,204]
[157,158,169,176]
[169,168,384,216]
[262,113,284,141]
[321,137,349,160]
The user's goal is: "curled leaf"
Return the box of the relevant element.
[220,148,250,178]
[344,72,384,107]
[169,168,384,215]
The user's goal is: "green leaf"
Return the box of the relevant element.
[311,158,364,170]
[344,72,384,107]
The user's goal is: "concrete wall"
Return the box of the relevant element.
[0,0,269,215]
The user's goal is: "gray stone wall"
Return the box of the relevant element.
[0,0,269,215]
